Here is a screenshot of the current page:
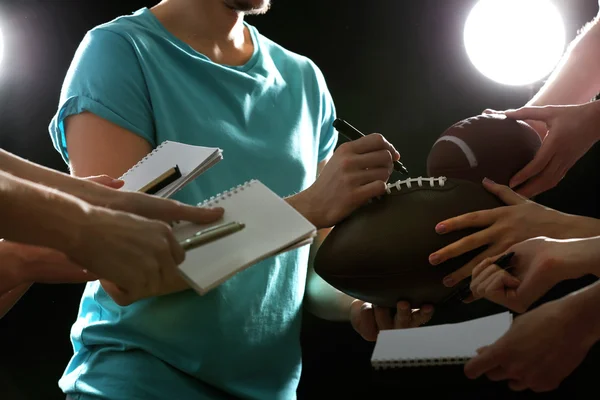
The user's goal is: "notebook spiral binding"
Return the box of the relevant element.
[197,180,257,208]
[372,355,469,369]
[118,141,169,181]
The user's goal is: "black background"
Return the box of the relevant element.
[1,1,599,399]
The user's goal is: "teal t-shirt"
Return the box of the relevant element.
[49,8,337,400]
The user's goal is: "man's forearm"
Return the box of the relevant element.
[0,171,89,256]
[0,149,108,204]
[303,227,357,321]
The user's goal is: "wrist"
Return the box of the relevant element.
[556,212,600,240]
[560,281,600,346]
[60,201,98,262]
[285,190,324,229]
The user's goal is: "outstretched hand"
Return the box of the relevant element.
[464,296,597,393]
[470,236,599,313]
[429,178,565,289]
[79,174,225,226]
[485,102,600,198]
[73,174,226,305]
[0,240,96,296]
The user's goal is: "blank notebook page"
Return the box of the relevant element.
[175,179,316,295]
[371,312,513,368]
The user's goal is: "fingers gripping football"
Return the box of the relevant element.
[351,300,434,341]
[430,180,559,287]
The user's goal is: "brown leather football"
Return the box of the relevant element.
[427,113,542,185]
[313,176,504,309]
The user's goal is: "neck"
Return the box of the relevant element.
[152,0,247,48]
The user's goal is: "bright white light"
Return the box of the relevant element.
[464,0,565,86]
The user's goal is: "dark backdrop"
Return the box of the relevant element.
[1,1,599,399]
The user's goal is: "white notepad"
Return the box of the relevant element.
[371,312,513,369]
[175,179,317,295]
[119,140,223,198]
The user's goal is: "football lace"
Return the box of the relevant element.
[385,176,447,194]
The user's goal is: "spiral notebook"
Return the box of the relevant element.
[371,312,513,369]
[174,179,317,295]
[119,140,223,198]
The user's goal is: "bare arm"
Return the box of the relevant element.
[63,112,153,179]
[0,170,91,254]
[564,279,600,342]
[0,148,119,203]
[525,11,600,135]
[303,159,357,321]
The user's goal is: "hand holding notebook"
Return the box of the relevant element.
[174,180,317,295]
[117,141,317,295]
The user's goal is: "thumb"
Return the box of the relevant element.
[482,178,527,205]
[508,139,553,189]
[512,271,546,311]
[504,106,557,123]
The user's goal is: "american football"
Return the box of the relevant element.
[426,113,542,185]
[313,176,504,309]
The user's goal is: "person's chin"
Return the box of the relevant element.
[224,0,271,14]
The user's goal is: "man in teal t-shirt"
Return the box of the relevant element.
[49,1,426,399]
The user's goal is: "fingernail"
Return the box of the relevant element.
[443,276,455,287]
[422,305,433,313]
[482,177,494,184]
[399,302,409,310]
[429,253,440,265]
[435,223,446,234]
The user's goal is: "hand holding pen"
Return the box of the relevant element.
[333,118,409,175]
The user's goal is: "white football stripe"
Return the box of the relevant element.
[433,136,478,167]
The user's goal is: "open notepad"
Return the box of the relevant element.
[371,312,513,369]
[174,180,317,295]
[119,140,223,198]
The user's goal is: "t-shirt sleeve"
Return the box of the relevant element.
[48,28,155,164]
[318,85,338,162]
[309,61,338,163]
